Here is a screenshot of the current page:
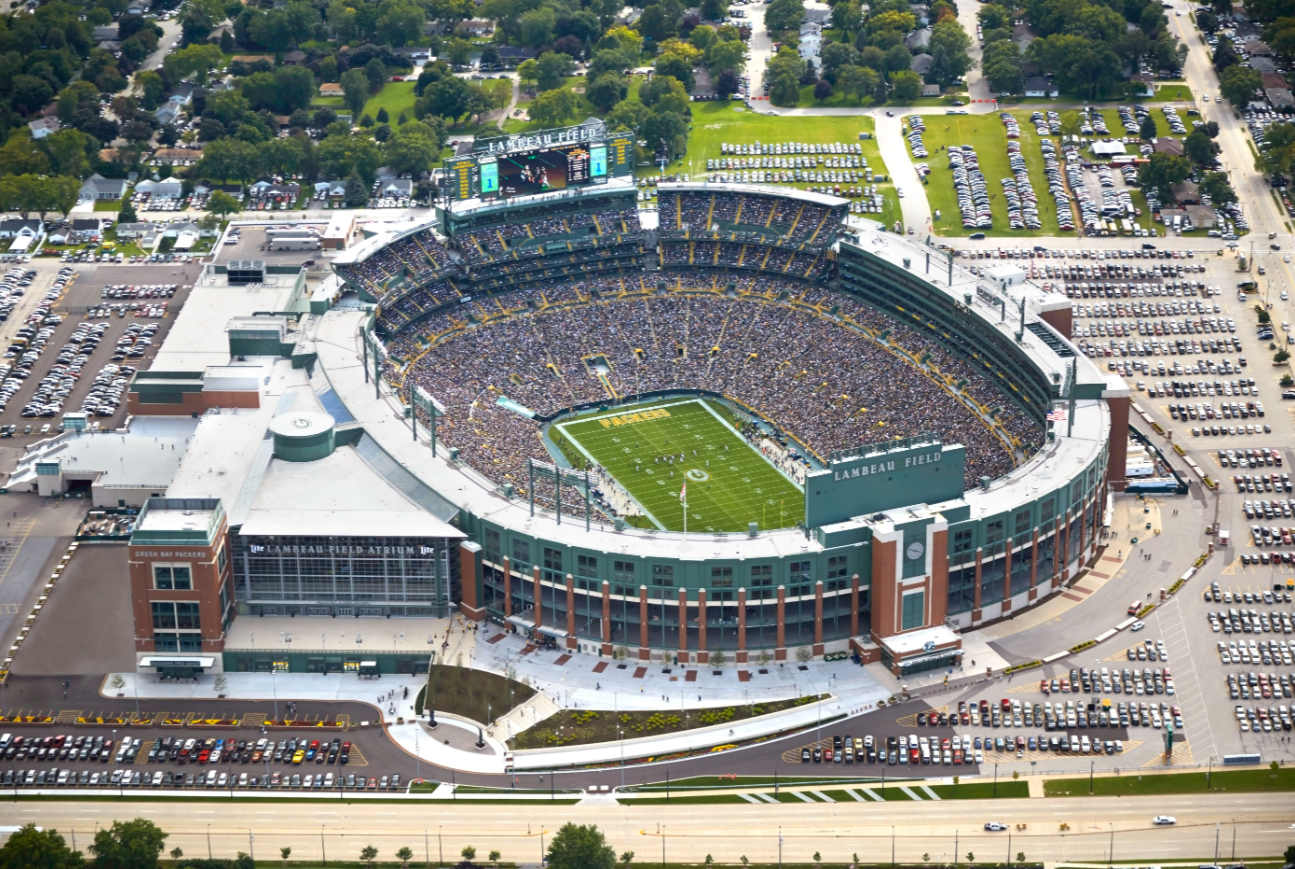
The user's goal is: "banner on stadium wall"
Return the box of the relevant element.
[804,440,966,528]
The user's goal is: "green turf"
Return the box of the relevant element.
[361,81,418,124]
[925,780,1029,799]
[554,398,803,533]
[1044,766,1295,796]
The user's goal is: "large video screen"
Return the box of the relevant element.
[481,144,599,199]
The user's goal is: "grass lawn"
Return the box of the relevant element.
[93,199,125,212]
[1156,84,1194,101]
[666,102,899,221]
[793,83,964,109]
[619,793,754,804]
[414,664,535,725]
[902,114,1062,238]
[361,81,417,123]
[1044,765,1295,796]
[553,398,803,533]
[926,779,1029,799]
[510,695,821,750]
[506,75,643,134]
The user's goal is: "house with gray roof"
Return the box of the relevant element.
[78,174,129,203]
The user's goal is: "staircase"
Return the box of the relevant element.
[487,690,561,741]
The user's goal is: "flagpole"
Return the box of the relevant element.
[683,487,687,535]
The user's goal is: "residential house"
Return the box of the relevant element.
[1268,88,1295,108]
[910,53,933,76]
[1250,57,1278,73]
[28,117,60,139]
[1262,72,1288,90]
[155,149,205,166]
[283,50,307,64]
[315,180,347,201]
[461,18,495,36]
[114,222,152,240]
[1244,40,1271,55]
[799,22,823,69]
[921,83,941,97]
[71,218,105,235]
[392,47,432,61]
[78,174,129,203]
[93,25,118,40]
[125,0,150,14]
[135,178,184,199]
[154,105,179,126]
[0,220,44,239]
[804,6,831,25]
[97,40,122,52]
[170,83,197,107]
[1130,73,1156,97]
[319,83,344,97]
[381,179,414,198]
[1153,137,1185,157]
[904,27,931,50]
[495,46,539,64]
[1171,180,1200,204]
[1023,76,1058,98]
[230,55,275,65]
[207,23,234,42]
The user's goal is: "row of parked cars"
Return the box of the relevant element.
[0,767,401,791]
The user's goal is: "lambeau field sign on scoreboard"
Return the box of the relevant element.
[804,436,966,528]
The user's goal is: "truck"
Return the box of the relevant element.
[269,237,322,251]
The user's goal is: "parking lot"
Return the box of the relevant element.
[0,263,197,443]
[0,730,413,792]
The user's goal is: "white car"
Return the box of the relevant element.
[1153,816,1176,825]
[1131,620,1146,632]
[984,822,1008,832]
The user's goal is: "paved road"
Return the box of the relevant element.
[4,792,1291,864]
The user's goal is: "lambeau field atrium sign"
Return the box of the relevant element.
[804,435,966,528]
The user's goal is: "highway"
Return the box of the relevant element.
[4,793,1292,863]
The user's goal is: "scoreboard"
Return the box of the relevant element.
[443,123,635,202]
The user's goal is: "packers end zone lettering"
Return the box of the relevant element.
[599,408,672,428]
[805,442,966,528]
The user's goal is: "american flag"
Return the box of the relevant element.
[1047,408,1067,422]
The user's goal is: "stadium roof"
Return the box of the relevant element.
[332,217,442,268]
[152,264,304,373]
[442,176,637,217]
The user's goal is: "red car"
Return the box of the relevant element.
[198,750,210,764]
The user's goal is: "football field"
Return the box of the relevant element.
[554,399,804,533]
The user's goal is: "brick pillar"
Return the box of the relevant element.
[850,574,860,638]
[502,557,512,619]
[532,565,542,629]
[812,580,824,655]
[972,547,983,619]
[697,588,707,655]
[1061,512,1072,584]
[638,585,649,660]
[1079,503,1087,569]
[1002,538,1013,613]
[458,542,485,621]
[1029,529,1039,602]
[565,574,577,650]
[737,588,748,664]
[677,588,687,663]
[775,585,787,660]
[1054,516,1065,588]
[600,580,611,655]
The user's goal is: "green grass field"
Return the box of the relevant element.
[1044,765,1295,796]
[554,399,803,533]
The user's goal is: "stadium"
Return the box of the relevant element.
[117,122,1126,678]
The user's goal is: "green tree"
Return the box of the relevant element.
[889,70,922,102]
[365,57,388,93]
[1219,64,1260,107]
[0,823,82,869]
[536,51,575,91]
[162,42,224,86]
[135,71,165,111]
[1139,115,1157,140]
[764,0,805,34]
[1198,172,1237,206]
[705,39,746,75]
[396,847,414,868]
[836,64,877,104]
[547,824,615,869]
[344,170,368,206]
[1184,129,1218,165]
[416,75,472,122]
[620,852,635,868]
[832,0,863,35]
[40,130,95,179]
[198,139,261,185]
[88,819,167,869]
[280,847,292,867]
[521,6,558,46]
[318,134,383,185]
[586,72,627,112]
[340,68,369,118]
[1256,118,1295,178]
[1138,151,1191,201]
[655,52,696,91]
[360,845,379,869]
[605,99,650,132]
[928,19,972,79]
[527,88,578,126]
[376,0,425,46]
[462,846,477,861]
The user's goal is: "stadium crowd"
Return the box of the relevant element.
[334,228,450,297]
[454,207,642,264]
[665,192,844,248]
[383,275,1041,519]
